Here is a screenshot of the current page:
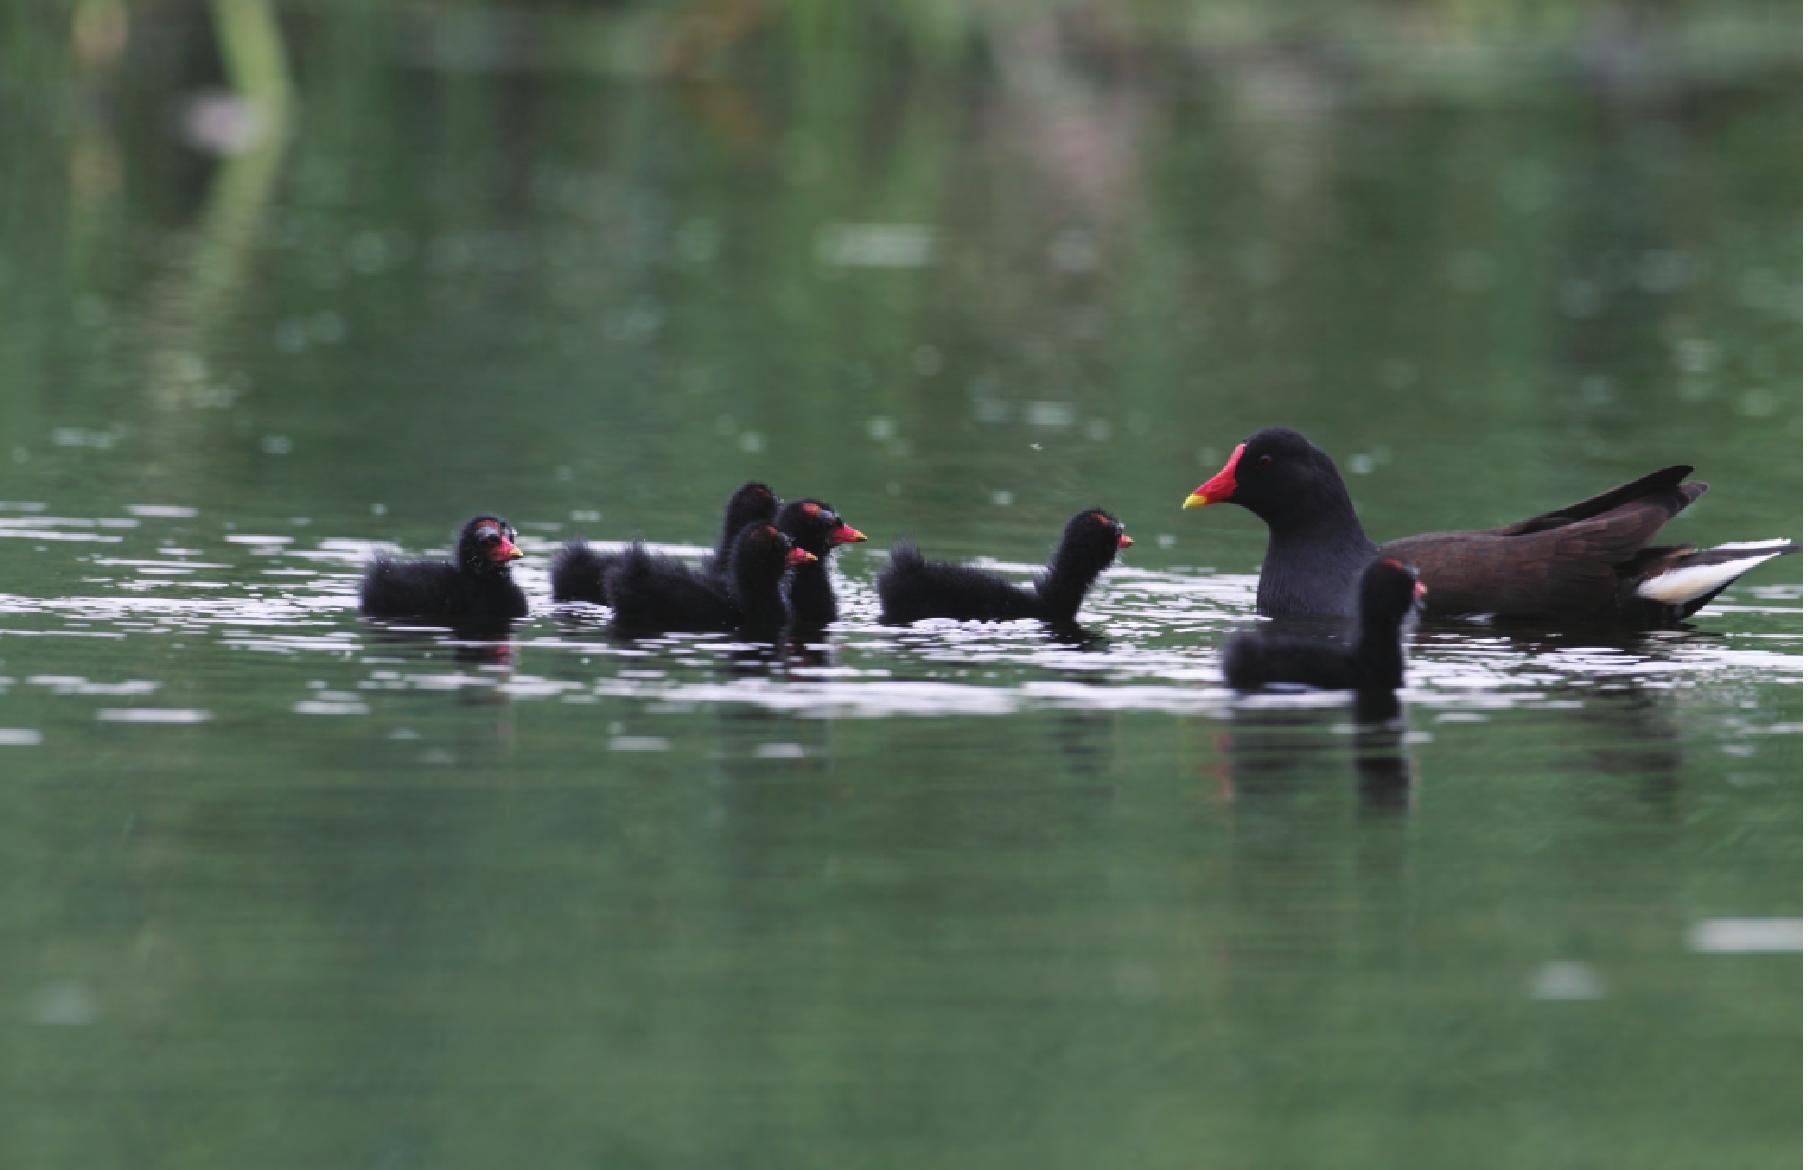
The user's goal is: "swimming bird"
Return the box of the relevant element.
[606,521,815,637]
[359,514,528,627]
[775,498,867,633]
[1183,426,1798,626]
[1222,558,1424,691]
[550,481,779,605]
[877,510,1132,627]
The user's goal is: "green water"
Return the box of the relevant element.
[1,8,1800,1168]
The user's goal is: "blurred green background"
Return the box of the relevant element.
[2,0,1799,556]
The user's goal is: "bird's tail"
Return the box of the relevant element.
[549,540,618,604]
[1634,539,1800,615]
[885,538,924,572]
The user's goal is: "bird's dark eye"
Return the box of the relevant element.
[1257,454,1274,468]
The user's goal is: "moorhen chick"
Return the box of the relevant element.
[606,521,815,636]
[358,514,528,626]
[1222,558,1425,692]
[776,498,867,632]
[550,481,778,604]
[1183,426,1798,626]
[877,509,1132,626]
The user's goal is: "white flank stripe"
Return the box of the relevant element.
[1637,553,1777,605]
[1707,538,1797,552]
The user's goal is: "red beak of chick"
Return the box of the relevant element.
[830,524,867,546]
[496,538,524,562]
[786,547,818,566]
[1182,443,1244,509]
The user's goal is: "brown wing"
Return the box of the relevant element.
[1382,471,1709,618]
[1489,465,1695,537]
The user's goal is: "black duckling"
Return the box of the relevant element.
[606,521,815,637]
[359,514,528,626]
[877,509,1131,626]
[776,497,867,632]
[551,481,778,604]
[1222,558,1425,692]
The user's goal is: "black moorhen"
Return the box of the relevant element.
[359,514,528,626]
[1183,426,1799,626]
[550,482,778,604]
[776,498,867,632]
[1222,559,1425,692]
[606,521,815,636]
[877,510,1132,626]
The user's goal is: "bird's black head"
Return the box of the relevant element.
[1358,557,1426,627]
[777,498,868,557]
[724,482,781,532]
[457,515,524,574]
[731,521,816,582]
[1183,426,1352,528]
[1058,509,1134,570]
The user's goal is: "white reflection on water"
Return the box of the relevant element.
[1689,918,1803,954]
[1527,960,1608,1001]
[94,708,212,723]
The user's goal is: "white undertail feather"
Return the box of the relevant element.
[1635,540,1798,605]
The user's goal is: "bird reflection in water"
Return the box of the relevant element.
[1211,688,1416,817]
[1489,625,1688,815]
[361,620,519,722]
[1350,690,1413,814]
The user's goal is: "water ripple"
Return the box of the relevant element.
[0,519,1796,734]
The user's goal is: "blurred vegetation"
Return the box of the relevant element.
[0,0,1797,548]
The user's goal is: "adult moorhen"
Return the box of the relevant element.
[776,498,867,633]
[359,514,528,626]
[550,481,778,604]
[877,509,1132,626]
[1222,558,1425,692]
[606,521,815,637]
[1183,426,1798,626]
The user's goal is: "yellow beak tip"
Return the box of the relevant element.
[1182,493,1208,510]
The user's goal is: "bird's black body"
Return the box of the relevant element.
[606,522,812,637]
[776,498,867,634]
[550,482,778,605]
[877,510,1131,627]
[1222,559,1422,692]
[359,515,527,628]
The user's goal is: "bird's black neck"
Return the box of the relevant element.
[459,564,516,592]
[731,569,788,633]
[1035,546,1108,624]
[1269,474,1369,546]
[1256,487,1377,618]
[1350,607,1408,690]
[785,560,836,630]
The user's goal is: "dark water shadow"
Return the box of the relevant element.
[1350,691,1413,815]
[1215,689,1416,818]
